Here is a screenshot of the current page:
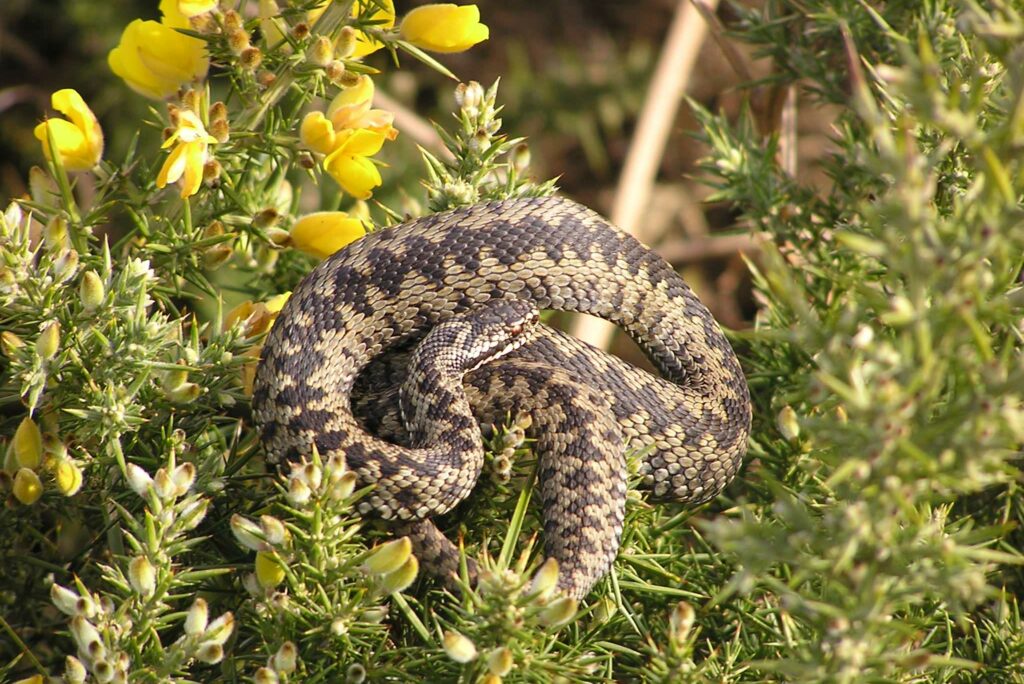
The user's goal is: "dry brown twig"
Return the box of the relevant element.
[568,0,721,349]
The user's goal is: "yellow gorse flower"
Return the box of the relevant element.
[301,76,396,199]
[108,0,210,100]
[157,110,217,198]
[33,89,104,171]
[301,76,397,154]
[323,129,388,199]
[327,75,398,140]
[400,4,488,53]
[290,211,368,260]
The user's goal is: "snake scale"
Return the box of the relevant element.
[252,196,751,598]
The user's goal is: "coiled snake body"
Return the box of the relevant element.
[252,196,751,598]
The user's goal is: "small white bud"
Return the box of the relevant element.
[185,597,209,635]
[442,630,477,663]
[203,611,236,646]
[196,641,224,664]
[65,655,88,684]
[128,555,156,597]
[171,462,196,495]
[125,464,153,497]
[231,514,268,552]
[271,641,298,674]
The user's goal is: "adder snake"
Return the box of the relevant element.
[252,196,751,598]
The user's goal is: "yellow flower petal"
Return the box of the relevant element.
[264,292,292,314]
[13,467,43,505]
[33,89,103,171]
[157,142,190,188]
[179,140,208,197]
[290,212,367,259]
[109,13,209,99]
[323,153,382,200]
[160,0,191,29]
[14,417,42,469]
[300,112,337,155]
[255,550,286,588]
[400,4,488,53]
[335,128,386,157]
[328,75,375,117]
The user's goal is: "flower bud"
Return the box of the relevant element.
[93,660,115,683]
[179,497,210,531]
[254,667,279,684]
[345,663,366,684]
[13,467,43,505]
[241,46,263,70]
[126,463,153,497]
[360,606,388,623]
[167,381,201,403]
[259,515,288,546]
[54,458,84,496]
[53,248,79,282]
[271,641,298,674]
[326,60,347,84]
[336,26,357,58]
[171,462,196,496]
[203,611,235,645]
[70,615,104,658]
[776,406,800,442]
[204,244,233,269]
[29,166,58,204]
[1,331,24,357]
[44,216,69,251]
[153,468,178,500]
[36,320,61,360]
[511,143,531,174]
[329,470,358,501]
[380,555,418,594]
[129,555,156,597]
[456,81,484,110]
[14,417,43,469]
[196,641,224,664]
[286,476,312,505]
[79,271,105,312]
[669,600,695,647]
[253,208,280,230]
[203,161,222,185]
[255,551,286,588]
[363,537,412,575]
[227,27,251,55]
[185,597,209,635]
[65,655,88,684]
[231,514,268,552]
[529,557,560,601]
[308,36,334,66]
[487,646,513,676]
[257,70,277,88]
[51,583,87,616]
[442,630,477,663]
[538,596,578,627]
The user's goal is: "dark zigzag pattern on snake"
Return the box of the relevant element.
[251,195,751,597]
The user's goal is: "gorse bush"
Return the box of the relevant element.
[0,1,1022,683]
